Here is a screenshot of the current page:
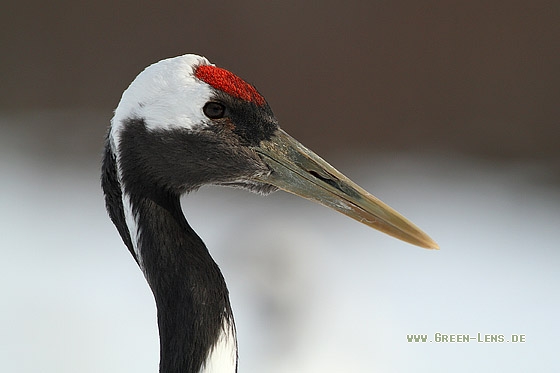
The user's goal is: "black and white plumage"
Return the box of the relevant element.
[101,54,437,373]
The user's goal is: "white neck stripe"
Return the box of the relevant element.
[200,317,238,373]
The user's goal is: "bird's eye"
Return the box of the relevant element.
[203,102,226,119]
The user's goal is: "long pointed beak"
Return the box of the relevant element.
[251,129,438,250]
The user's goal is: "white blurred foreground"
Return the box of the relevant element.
[1,133,559,372]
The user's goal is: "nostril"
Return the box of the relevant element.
[309,170,338,189]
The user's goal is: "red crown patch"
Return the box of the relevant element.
[195,65,265,106]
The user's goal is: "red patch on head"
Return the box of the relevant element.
[195,65,265,106]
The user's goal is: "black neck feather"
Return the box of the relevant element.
[102,141,235,373]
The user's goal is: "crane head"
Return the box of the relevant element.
[109,54,438,249]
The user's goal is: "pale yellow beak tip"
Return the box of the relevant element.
[425,239,440,250]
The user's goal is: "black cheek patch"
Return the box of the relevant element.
[211,91,279,146]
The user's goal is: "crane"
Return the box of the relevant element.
[101,54,438,373]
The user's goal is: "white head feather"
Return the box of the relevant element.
[110,54,215,151]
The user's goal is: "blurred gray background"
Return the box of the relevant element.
[2,1,559,372]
